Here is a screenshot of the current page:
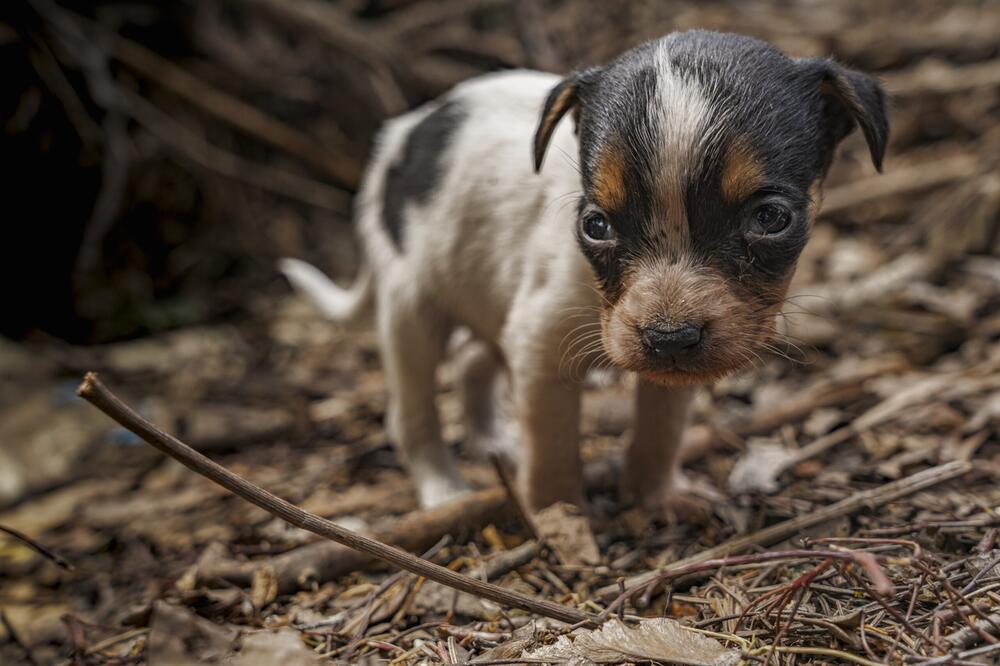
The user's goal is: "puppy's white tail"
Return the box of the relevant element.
[278,257,373,322]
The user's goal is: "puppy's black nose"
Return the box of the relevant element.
[640,323,703,359]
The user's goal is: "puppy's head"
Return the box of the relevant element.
[534,31,889,384]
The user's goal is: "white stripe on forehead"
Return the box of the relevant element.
[645,42,716,254]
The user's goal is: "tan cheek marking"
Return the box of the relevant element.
[593,148,627,211]
[754,273,794,318]
[721,138,766,202]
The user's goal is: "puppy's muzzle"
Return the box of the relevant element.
[640,322,705,365]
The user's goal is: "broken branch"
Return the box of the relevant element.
[76,372,594,627]
[203,486,513,593]
[0,523,74,571]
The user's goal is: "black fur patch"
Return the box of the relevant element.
[575,56,660,300]
[668,32,824,286]
[382,101,465,248]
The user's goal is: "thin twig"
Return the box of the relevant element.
[37,0,361,188]
[490,454,538,542]
[599,459,972,599]
[120,87,352,212]
[0,524,74,570]
[768,645,886,666]
[961,550,1000,595]
[76,372,594,627]
[111,36,361,189]
[602,549,894,621]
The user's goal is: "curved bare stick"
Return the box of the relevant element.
[76,372,593,627]
[0,524,74,571]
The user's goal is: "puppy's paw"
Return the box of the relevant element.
[641,472,725,523]
[415,471,472,509]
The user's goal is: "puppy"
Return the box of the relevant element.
[281,31,888,513]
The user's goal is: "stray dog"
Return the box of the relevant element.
[281,31,888,514]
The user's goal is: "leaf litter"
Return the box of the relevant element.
[2,0,1000,664]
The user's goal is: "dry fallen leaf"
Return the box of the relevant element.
[227,628,323,665]
[727,441,798,494]
[473,622,542,662]
[532,502,600,566]
[250,564,279,609]
[147,601,237,666]
[0,602,72,647]
[523,618,740,666]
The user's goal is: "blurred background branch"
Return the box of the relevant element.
[2,0,998,344]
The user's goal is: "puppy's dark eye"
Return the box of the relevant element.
[750,203,792,236]
[582,212,615,242]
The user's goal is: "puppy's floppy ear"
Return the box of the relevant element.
[806,59,890,172]
[533,68,599,173]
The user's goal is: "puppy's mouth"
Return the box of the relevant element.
[604,320,775,385]
[599,294,783,385]
[592,256,791,385]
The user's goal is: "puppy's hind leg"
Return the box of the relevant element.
[378,282,469,508]
[453,339,519,468]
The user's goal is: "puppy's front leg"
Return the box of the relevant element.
[515,372,583,511]
[625,381,703,515]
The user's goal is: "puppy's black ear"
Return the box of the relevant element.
[808,59,890,172]
[533,68,599,172]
